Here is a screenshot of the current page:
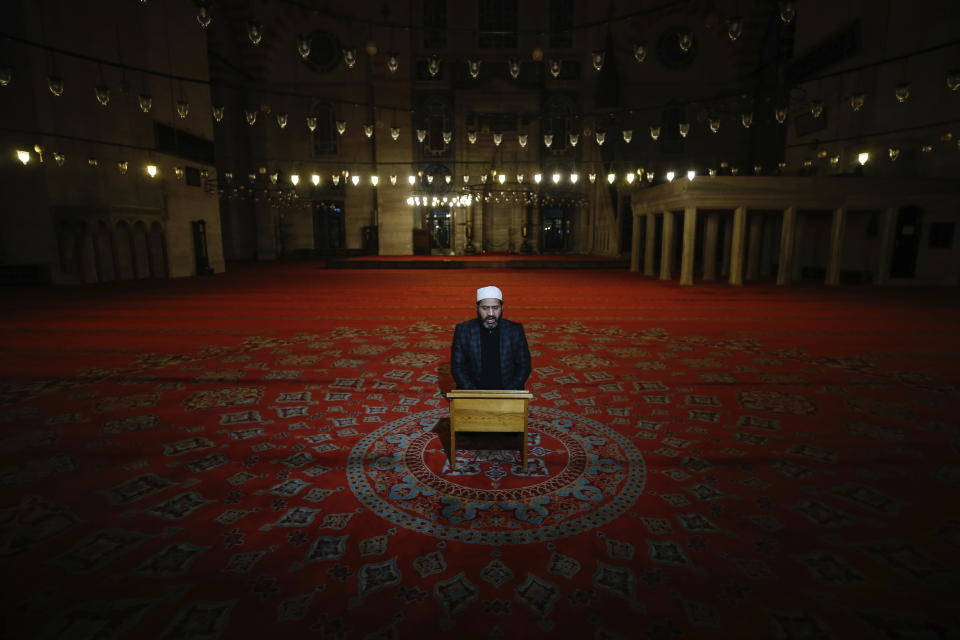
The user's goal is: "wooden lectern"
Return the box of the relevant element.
[445,389,533,470]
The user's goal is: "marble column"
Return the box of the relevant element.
[680,206,697,286]
[660,210,674,281]
[703,212,719,281]
[874,207,896,285]
[746,213,763,282]
[729,206,747,285]
[630,211,642,272]
[644,213,656,276]
[825,206,847,285]
[721,216,733,277]
[792,213,806,281]
[776,206,796,286]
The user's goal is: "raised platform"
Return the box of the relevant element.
[327,253,629,269]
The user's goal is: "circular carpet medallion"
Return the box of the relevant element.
[347,406,646,544]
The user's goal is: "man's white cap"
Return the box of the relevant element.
[476,285,503,302]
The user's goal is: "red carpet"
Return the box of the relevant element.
[1,263,959,639]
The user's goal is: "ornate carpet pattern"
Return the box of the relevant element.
[1,264,959,639]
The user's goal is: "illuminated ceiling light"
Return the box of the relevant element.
[607,172,616,184]
[678,123,690,138]
[138,94,152,113]
[290,174,300,185]
[850,93,865,111]
[518,133,528,148]
[633,43,647,63]
[408,175,416,185]
[336,120,347,135]
[117,161,128,175]
[442,130,452,144]
[390,127,400,141]
[774,107,787,124]
[947,71,960,91]
[498,173,506,184]
[622,129,633,143]
[16,149,30,165]
[406,196,414,206]
[370,175,379,186]
[921,144,933,153]
[754,164,763,174]
[625,172,635,184]
[708,168,716,176]
[569,133,579,147]
[32,144,44,162]
[810,100,824,118]
[387,53,399,74]
[677,31,693,53]
[480,174,487,183]
[777,161,787,170]
[543,134,553,147]
[53,152,65,166]
[467,130,477,144]
[592,50,605,71]
[212,105,224,122]
[570,173,578,183]
[687,169,697,181]
[269,171,279,184]
[248,172,256,184]
[445,175,451,184]
[646,171,654,182]
[296,35,311,59]
[94,85,110,106]
[463,174,470,183]
[416,129,426,143]
[780,1,796,23]
[311,174,320,186]
[306,116,317,132]
[650,125,661,141]
[895,83,911,102]
[363,124,374,138]
[516,173,524,183]
[595,131,605,146]
[427,55,440,77]
[709,118,720,133]
[247,20,263,46]
[343,48,358,69]
[666,171,676,182]
[88,158,98,167]
[176,100,190,119]
[829,155,840,167]
[332,174,340,185]
[47,75,64,97]
[552,172,561,184]
[245,109,258,126]
[588,173,596,183]
[534,173,542,184]
[727,17,742,41]
[427,174,434,184]
[493,132,503,146]
[351,174,360,186]
[0,67,10,86]
[390,175,397,185]
[508,59,521,79]
[467,59,481,79]
[146,164,157,178]
[196,5,212,28]
[549,59,562,78]
[858,152,870,165]
[740,112,753,128]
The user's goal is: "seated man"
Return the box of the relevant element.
[450,285,531,390]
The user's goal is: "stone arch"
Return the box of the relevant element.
[115,220,135,280]
[94,220,116,282]
[148,221,168,278]
[76,221,98,284]
[133,220,150,279]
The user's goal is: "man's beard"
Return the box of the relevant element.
[478,313,499,329]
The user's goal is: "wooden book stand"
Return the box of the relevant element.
[445,389,533,471]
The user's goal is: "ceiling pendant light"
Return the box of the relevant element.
[947,71,960,91]
[138,94,153,113]
[740,112,753,128]
[849,93,865,111]
[297,35,312,59]
[588,173,596,183]
[212,105,224,122]
[117,161,128,175]
[780,1,796,23]
[727,17,742,41]
[391,127,400,141]
[311,174,320,186]
[592,50,605,71]
[493,132,503,146]
[678,123,689,138]
[633,43,647,63]
[549,59,562,78]
[177,100,190,119]
[543,134,553,148]
[387,53,399,74]
[518,133,528,148]
[622,129,633,143]
[516,173,524,183]
[468,59,481,78]
[678,31,693,53]
[508,59,521,79]
[390,175,397,185]
[570,173,578,183]
[417,129,427,143]
[467,130,477,144]
[95,85,110,106]
[336,121,347,135]
[88,158,98,167]
[247,20,263,46]
[306,116,317,132]
[442,130,452,144]
[895,83,911,102]
[596,131,605,146]
[607,172,616,184]
[569,133,579,147]
[888,147,900,161]
[427,55,440,77]
[810,100,824,118]
[343,48,358,69]
[47,75,64,97]
[0,67,11,86]
[646,171,654,182]
[709,117,720,133]
[270,171,279,184]
[363,124,374,138]
[463,175,470,183]
[53,152,65,167]
[774,107,787,124]
[245,109,258,126]
[276,113,288,128]
[196,5,212,29]
[649,125,661,141]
